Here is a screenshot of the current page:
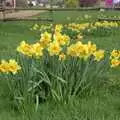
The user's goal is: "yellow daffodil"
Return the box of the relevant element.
[67,44,77,57]
[40,32,52,47]
[32,24,39,30]
[17,41,33,57]
[67,41,97,60]
[8,59,21,74]
[77,34,83,40]
[55,24,63,33]
[93,50,105,62]
[54,33,70,46]
[110,49,120,68]
[48,41,61,56]
[59,53,66,61]
[110,49,119,59]
[0,59,21,74]
[87,41,97,55]
[111,59,120,68]
[0,60,9,73]
[32,43,43,57]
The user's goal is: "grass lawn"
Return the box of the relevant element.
[0,10,120,119]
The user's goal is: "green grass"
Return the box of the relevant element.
[37,10,120,23]
[0,22,38,58]
[1,93,120,120]
[0,10,120,120]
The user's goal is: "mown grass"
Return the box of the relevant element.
[0,10,120,119]
[1,93,120,120]
[37,10,120,23]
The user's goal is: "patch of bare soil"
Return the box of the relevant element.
[0,10,44,19]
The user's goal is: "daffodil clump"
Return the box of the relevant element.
[17,41,44,58]
[17,31,120,68]
[31,23,88,39]
[31,24,63,33]
[67,21,120,37]
[0,59,21,74]
[31,21,120,41]
[31,21,120,34]
[67,41,104,61]
[68,23,90,32]
[31,24,52,32]
[1,29,119,77]
[94,21,118,28]
[16,31,110,103]
[1,27,120,107]
[110,49,120,68]
[17,31,70,58]
[17,31,105,64]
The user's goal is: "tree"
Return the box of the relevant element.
[64,0,79,7]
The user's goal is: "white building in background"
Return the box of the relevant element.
[27,0,38,6]
[31,0,37,6]
[27,0,64,7]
